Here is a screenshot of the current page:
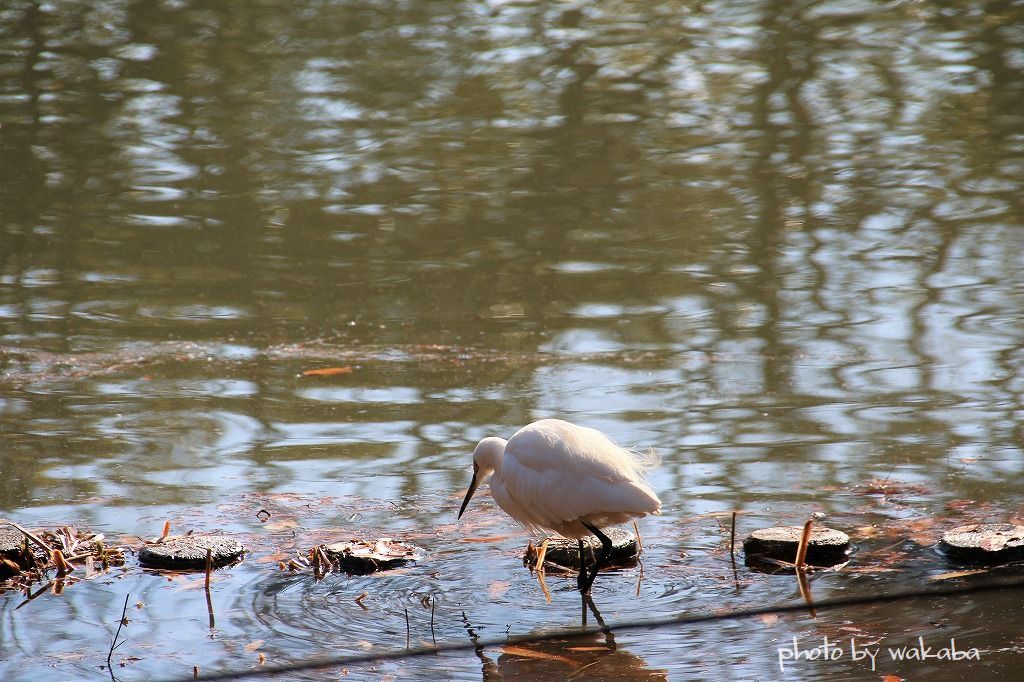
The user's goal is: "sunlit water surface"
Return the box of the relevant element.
[2,1,1023,680]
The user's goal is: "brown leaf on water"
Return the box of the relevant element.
[929,569,989,581]
[257,653,266,665]
[262,519,300,532]
[881,675,904,682]
[501,645,579,667]
[489,581,510,599]
[905,517,940,545]
[302,366,354,377]
[757,613,780,626]
[244,640,264,652]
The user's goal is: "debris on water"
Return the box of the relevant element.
[523,526,639,572]
[0,522,128,592]
[138,535,244,570]
[743,525,851,572]
[939,523,1024,565]
[301,366,354,377]
[320,538,424,574]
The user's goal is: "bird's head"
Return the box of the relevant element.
[457,436,506,520]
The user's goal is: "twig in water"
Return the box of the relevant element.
[107,593,130,669]
[430,597,436,646]
[52,549,73,578]
[794,519,813,570]
[405,608,410,649]
[796,566,816,617]
[729,511,737,566]
[205,549,215,628]
[794,519,816,617]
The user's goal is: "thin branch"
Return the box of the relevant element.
[107,593,130,669]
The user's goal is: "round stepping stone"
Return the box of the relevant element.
[939,523,1024,565]
[743,526,850,570]
[525,526,639,569]
[0,524,31,577]
[322,538,424,574]
[0,524,27,557]
[138,535,244,570]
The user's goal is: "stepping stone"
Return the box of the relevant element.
[743,526,850,570]
[525,526,639,569]
[322,539,424,574]
[138,535,244,570]
[939,523,1024,565]
[0,524,31,577]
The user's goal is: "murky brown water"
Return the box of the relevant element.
[2,1,1023,680]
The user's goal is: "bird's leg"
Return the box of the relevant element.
[576,539,588,592]
[579,522,613,594]
[534,538,549,572]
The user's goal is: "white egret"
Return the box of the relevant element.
[457,419,661,594]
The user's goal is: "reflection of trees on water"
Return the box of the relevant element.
[0,1,1021,504]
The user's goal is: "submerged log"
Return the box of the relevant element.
[743,526,850,570]
[138,535,244,570]
[939,524,1024,565]
[322,538,424,574]
[524,526,639,570]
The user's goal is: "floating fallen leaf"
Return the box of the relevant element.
[929,569,989,581]
[257,653,266,665]
[757,613,781,626]
[302,366,354,377]
[244,640,264,652]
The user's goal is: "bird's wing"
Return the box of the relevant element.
[507,421,643,483]
[501,423,658,528]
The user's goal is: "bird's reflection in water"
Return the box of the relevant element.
[471,596,668,681]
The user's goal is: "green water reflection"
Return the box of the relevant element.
[1,1,1022,679]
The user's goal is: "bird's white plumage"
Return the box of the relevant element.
[467,419,661,538]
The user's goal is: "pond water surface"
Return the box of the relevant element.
[2,1,1023,680]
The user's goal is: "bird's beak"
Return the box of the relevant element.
[458,464,480,520]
